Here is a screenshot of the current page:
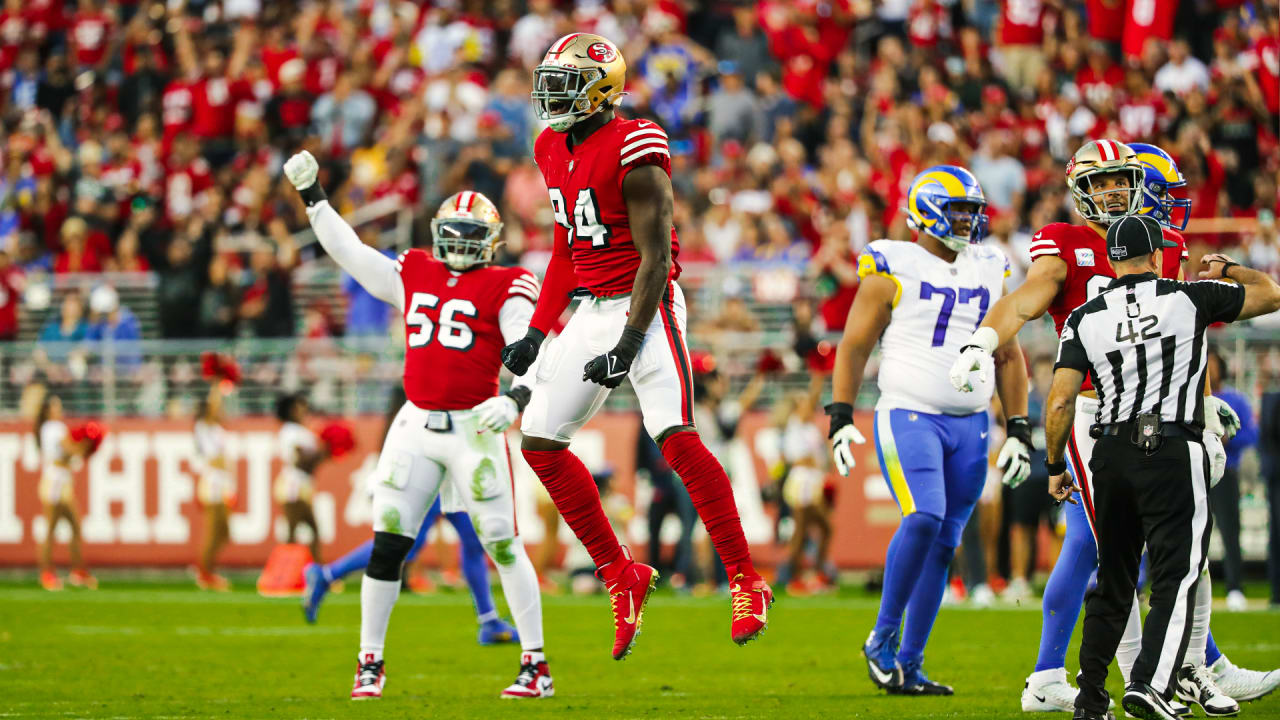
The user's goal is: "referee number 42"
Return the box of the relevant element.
[1116,315,1159,343]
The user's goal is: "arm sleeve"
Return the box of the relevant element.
[528,224,578,334]
[1054,312,1090,372]
[1184,280,1245,324]
[305,200,405,311]
[499,295,537,389]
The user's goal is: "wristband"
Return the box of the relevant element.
[1219,261,1240,280]
[503,385,532,412]
[298,182,328,207]
[824,402,853,438]
[1006,416,1032,447]
[1045,460,1067,475]
[614,326,646,361]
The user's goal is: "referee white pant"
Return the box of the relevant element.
[1075,428,1212,714]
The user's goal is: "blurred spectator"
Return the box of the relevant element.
[311,71,377,156]
[0,248,22,340]
[146,217,214,340]
[198,254,240,340]
[238,222,297,338]
[53,217,102,273]
[1155,39,1211,96]
[39,289,87,345]
[1206,348,1258,611]
[639,430,697,588]
[509,0,563,70]
[970,131,1027,217]
[714,3,775,88]
[1005,355,1061,602]
[995,0,1049,94]
[342,227,394,337]
[707,62,759,145]
[1263,372,1280,607]
[86,283,142,370]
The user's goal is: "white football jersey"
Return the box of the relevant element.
[858,239,1009,415]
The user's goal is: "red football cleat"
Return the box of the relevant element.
[196,570,231,592]
[730,573,773,645]
[68,569,98,590]
[40,570,63,591]
[351,653,385,699]
[595,546,658,661]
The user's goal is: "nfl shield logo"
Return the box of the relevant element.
[1075,248,1095,267]
[568,159,576,173]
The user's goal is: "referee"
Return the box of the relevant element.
[1043,215,1280,720]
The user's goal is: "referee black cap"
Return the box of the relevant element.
[1107,215,1177,261]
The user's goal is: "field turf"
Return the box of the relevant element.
[2,579,1279,719]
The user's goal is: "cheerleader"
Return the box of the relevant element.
[35,393,99,591]
[193,381,235,590]
[275,392,326,562]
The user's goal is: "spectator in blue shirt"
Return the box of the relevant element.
[85,285,143,372]
[1207,348,1258,609]
[342,227,395,337]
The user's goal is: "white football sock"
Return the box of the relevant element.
[1117,592,1143,684]
[491,537,545,651]
[1185,566,1212,667]
[359,575,401,661]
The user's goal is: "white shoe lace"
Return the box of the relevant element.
[357,664,381,686]
[1189,664,1229,702]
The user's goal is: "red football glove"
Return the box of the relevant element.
[319,422,356,458]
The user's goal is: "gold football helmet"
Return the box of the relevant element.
[1066,139,1145,225]
[431,191,503,270]
[532,33,627,132]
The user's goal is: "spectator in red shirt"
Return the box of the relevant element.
[69,0,113,71]
[1117,69,1168,142]
[54,216,102,274]
[996,0,1049,93]
[1076,41,1124,109]
[0,0,27,72]
[163,135,213,226]
[0,248,23,340]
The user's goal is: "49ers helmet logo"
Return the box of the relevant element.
[586,42,617,63]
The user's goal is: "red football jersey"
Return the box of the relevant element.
[1028,222,1187,389]
[396,250,539,410]
[533,115,680,298]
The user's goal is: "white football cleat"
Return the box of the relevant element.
[351,653,385,699]
[1022,668,1080,712]
[501,652,554,699]
[969,583,996,607]
[1209,654,1280,702]
[1225,590,1247,612]
[1175,664,1239,717]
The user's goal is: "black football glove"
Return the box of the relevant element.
[501,328,545,375]
[583,326,646,389]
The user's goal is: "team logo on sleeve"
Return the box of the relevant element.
[587,42,617,62]
[1075,248,1095,267]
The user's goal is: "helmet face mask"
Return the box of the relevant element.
[905,166,990,252]
[532,34,626,133]
[1066,140,1145,226]
[431,192,503,271]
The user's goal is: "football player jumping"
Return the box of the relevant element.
[500,33,772,660]
[284,154,552,700]
[826,165,1029,696]
[949,140,1277,713]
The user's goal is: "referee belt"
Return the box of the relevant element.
[1091,421,1200,442]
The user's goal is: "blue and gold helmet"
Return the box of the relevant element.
[1127,142,1192,231]
[905,165,989,252]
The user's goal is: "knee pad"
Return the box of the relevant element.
[367,531,414,581]
[901,511,943,543]
[478,515,514,543]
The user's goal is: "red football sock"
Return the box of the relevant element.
[522,448,623,569]
[660,431,754,576]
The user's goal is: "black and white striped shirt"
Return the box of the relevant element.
[1055,273,1245,429]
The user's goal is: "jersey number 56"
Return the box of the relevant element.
[549,188,611,248]
[406,292,477,350]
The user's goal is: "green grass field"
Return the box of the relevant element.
[2,580,1279,719]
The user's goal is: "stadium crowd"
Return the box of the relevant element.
[0,0,1275,344]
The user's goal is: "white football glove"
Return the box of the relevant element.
[830,424,867,477]
[283,150,319,192]
[1204,395,1241,441]
[472,395,519,433]
[949,327,999,393]
[1203,430,1227,487]
[997,436,1032,488]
